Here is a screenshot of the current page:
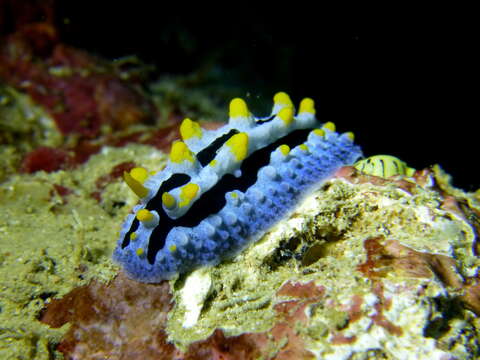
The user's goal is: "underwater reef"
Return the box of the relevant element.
[1,4,480,359]
[1,81,480,359]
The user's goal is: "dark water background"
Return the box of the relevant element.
[1,2,476,190]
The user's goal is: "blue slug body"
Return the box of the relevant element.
[113,93,362,282]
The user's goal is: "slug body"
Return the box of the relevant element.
[354,155,415,178]
[113,93,362,282]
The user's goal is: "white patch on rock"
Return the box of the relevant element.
[415,205,435,224]
[312,280,454,360]
[179,268,212,328]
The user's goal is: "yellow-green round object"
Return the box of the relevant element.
[354,155,415,178]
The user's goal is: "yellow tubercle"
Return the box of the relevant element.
[298,98,316,115]
[169,244,177,252]
[278,144,290,156]
[162,192,176,209]
[180,118,202,140]
[299,144,309,152]
[179,183,200,208]
[226,132,249,161]
[273,91,293,107]
[344,132,354,141]
[230,192,238,198]
[136,248,144,257]
[209,159,217,167]
[278,107,294,125]
[170,140,195,163]
[123,171,149,198]
[130,167,149,184]
[130,232,137,241]
[229,98,249,118]
[313,129,325,137]
[323,122,336,132]
[136,209,154,222]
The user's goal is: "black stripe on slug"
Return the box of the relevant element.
[121,173,191,248]
[145,128,313,264]
[196,129,239,166]
[255,115,276,124]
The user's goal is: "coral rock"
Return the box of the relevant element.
[41,164,480,359]
[41,273,181,359]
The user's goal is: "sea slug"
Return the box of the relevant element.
[354,155,415,178]
[113,92,362,282]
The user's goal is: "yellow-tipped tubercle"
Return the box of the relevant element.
[130,167,149,184]
[226,132,249,161]
[278,107,294,126]
[323,122,336,132]
[136,209,154,222]
[179,183,200,208]
[299,98,315,115]
[162,192,176,209]
[345,132,354,141]
[180,118,202,140]
[170,141,195,163]
[273,92,293,107]
[279,144,290,156]
[123,171,149,198]
[229,98,249,118]
[313,128,325,137]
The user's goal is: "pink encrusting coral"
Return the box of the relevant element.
[40,276,325,359]
[21,146,74,173]
[41,273,182,359]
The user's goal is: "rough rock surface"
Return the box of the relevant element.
[36,164,480,360]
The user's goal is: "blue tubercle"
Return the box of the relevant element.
[113,93,362,282]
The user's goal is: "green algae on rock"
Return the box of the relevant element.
[164,167,480,359]
[1,128,479,359]
[0,85,63,182]
[33,161,480,359]
[0,144,167,360]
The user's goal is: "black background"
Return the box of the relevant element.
[3,2,477,190]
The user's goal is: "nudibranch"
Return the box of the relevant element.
[113,92,362,282]
[354,155,415,178]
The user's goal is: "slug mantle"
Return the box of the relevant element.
[113,92,362,282]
